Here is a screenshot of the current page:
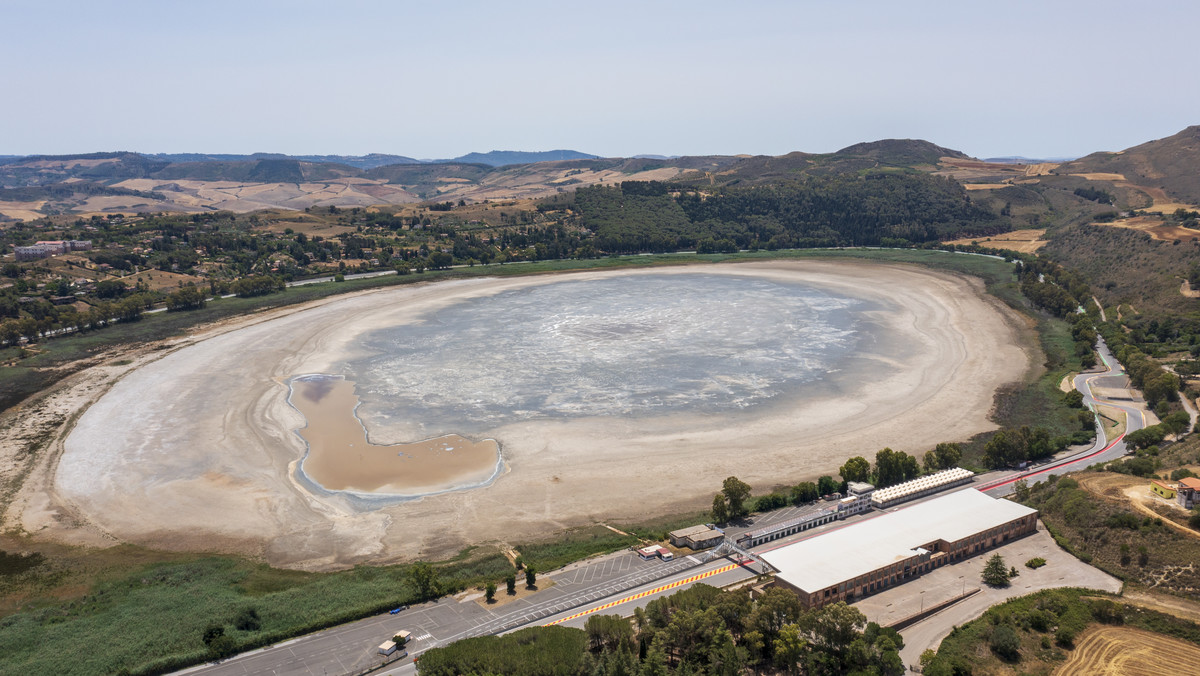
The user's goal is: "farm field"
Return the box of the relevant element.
[1054,625,1200,675]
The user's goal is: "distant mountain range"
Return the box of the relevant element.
[448,150,600,166]
[2,130,1197,219]
[0,149,602,170]
[983,156,1079,164]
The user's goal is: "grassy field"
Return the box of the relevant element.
[0,503,725,676]
[0,542,511,675]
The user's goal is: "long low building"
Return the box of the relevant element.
[761,489,1037,608]
[869,467,975,509]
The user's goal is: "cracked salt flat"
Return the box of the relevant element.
[344,273,872,439]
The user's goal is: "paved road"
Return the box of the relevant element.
[980,337,1142,497]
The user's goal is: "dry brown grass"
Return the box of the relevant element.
[1054,625,1200,675]
[1025,163,1059,176]
[1075,473,1200,541]
[963,183,1011,190]
[0,201,48,222]
[1070,172,1128,182]
[944,228,1047,252]
[126,269,206,292]
[1094,215,1200,242]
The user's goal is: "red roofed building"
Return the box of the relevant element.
[1177,477,1200,509]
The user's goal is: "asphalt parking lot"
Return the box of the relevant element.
[851,526,1122,669]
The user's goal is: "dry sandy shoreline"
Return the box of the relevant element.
[9,260,1033,570]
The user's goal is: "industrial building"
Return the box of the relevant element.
[761,489,1038,608]
[869,467,975,509]
[669,525,724,550]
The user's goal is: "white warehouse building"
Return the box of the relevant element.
[761,489,1037,608]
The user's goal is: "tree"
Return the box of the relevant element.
[505,573,517,595]
[874,448,920,487]
[525,565,537,589]
[1013,479,1031,503]
[584,614,633,653]
[1063,389,1085,409]
[810,601,867,657]
[839,456,871,483]
[773,623,807,674]
[485,582,496,604]
[408,561,441,600]
[722,476,752,519]
[923,442,962,472]
[790,481,819,505]
[982,554,1010,587]
[166,284,206,311]
[712,493,729,523]
[817,475,838,496]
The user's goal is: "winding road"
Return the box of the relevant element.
[979,337,1142,497]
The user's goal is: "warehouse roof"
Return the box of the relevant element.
[761,489,1036,594]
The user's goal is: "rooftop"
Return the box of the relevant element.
[670,524,718,539]
[761,489,1037,593]
[1179,477,1200,490]
[870,467,974,504]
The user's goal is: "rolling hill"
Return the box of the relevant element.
[1055,126,1200,204]
[2,131,1197,221]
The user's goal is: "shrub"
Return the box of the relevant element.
[1026,557,1047,569]
[989,625,1021,661]
[234,607,261,632]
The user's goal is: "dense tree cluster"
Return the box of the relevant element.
[1072,187,1114,204]
[575,173,1009,253]
[922,443,963,472]
[417,584,906,676]
[983,426,1066,469]
[835,449,925,489]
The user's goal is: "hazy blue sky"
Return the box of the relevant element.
[3,0,1197,159]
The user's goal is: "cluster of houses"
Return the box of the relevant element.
[1150,476,1200,509]
[14,239,92,261]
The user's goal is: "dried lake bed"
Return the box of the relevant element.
[34,261,1031,569]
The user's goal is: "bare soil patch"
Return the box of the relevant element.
[944,228,1047,253]
[1070,172,1128,182]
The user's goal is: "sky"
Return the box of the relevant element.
[3,0,1198,160]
